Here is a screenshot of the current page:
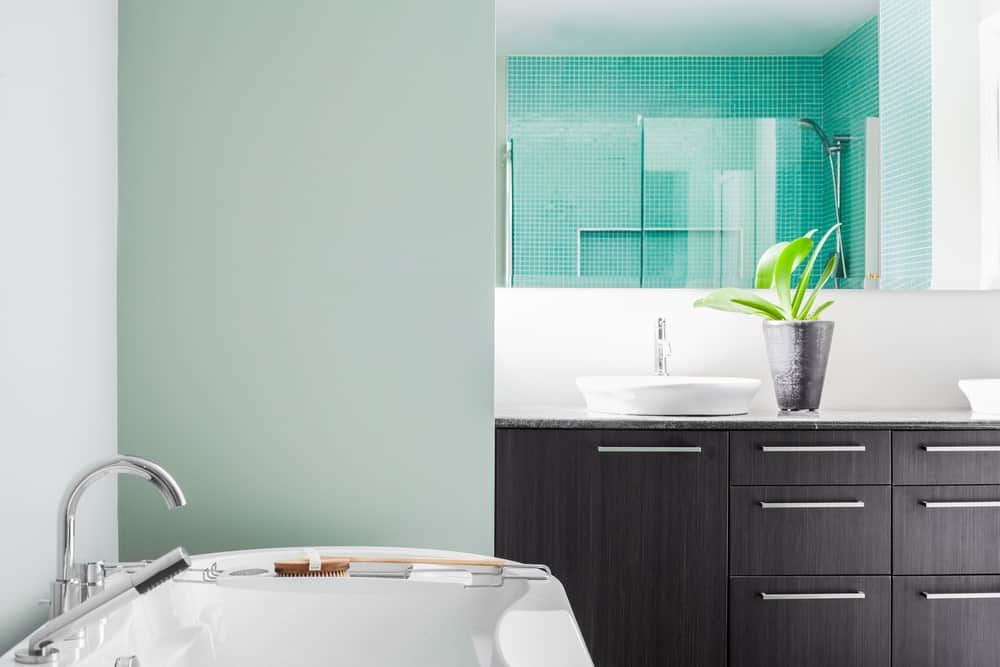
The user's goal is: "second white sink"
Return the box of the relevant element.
[576,376,761,416]
[959,379,1000,414]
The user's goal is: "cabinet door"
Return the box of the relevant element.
[495,428,600,643]
[593,432,728,667]
[495,429,728,667]
[893,576,1000,667]
[730,576,890,667]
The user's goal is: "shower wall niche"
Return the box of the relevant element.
[506,18,879,288]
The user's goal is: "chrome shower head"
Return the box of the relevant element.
[798,118,834,153]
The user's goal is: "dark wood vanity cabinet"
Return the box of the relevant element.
[496,429,728,667]
[495,425,1000,667]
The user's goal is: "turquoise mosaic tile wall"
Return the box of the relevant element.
[508,33,879,288]
[823,17,880,289]
[508,56,826,287]
[880,0,932,289]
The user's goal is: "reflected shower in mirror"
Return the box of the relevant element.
[497,0,997,290]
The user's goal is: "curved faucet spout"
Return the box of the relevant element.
[56,456,186,592]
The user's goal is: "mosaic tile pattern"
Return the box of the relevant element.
[509,120,641,286]
[508,43,879,288]
[879,0,932,289]
[824,17,880,289]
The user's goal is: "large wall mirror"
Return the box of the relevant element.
[496,0,997,290]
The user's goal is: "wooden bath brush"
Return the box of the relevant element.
[273,557,350,577]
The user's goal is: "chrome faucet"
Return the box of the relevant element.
[51,456,186,619]
[17,548,191,664]
[655,317,671,376]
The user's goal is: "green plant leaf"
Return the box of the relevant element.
[790,224,840,318]
[773,237,814,313]
[694,288,787,320]
[731,298,787,320]
[754,230,816,289]
[799,252,838,320]
[754,242,788,289]
[809,300,835,320]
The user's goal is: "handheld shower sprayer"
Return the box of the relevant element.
[798,118,849,281]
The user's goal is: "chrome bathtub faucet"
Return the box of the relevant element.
[51,456,187,619]
[16,548,191,664]
[655,317,672,376]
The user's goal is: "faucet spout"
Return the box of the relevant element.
[655,317,671,376]
[54,456,186,616]
[18,548,190,664]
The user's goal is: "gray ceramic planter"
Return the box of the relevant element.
[762,320,834,411]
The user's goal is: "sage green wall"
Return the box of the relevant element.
[118,0,495,559]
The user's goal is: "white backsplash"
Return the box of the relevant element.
[496,288,1000,412]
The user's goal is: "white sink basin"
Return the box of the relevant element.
[959,379,1000,414]
[576,376,762,416]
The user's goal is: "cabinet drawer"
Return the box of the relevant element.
[730,576,890,667]
[893,486,1000,574]
[894,430,1000,484]
[731,430,890,485]
[731,486,890,575]
[893,576,1000,667]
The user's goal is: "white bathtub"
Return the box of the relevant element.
[2,547,592,666]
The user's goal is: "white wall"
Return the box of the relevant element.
[981,10,1000,288]
[931,0,983,288]
[0,0,118,653]
[496,289,1000,411]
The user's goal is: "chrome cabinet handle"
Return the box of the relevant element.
[760,445,866,453]
[923,445,1000,452]
[923,592,1000,600]
[760,592,866,601]
[597,446,702,453]
[921,500,1000,509]
[759,501,865,509]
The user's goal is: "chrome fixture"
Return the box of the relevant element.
[598,446,702,454]
[760,445,866,453]
[114,658,142,667]
[16,548,190,664]
[654,317,671,376]
[760,591,866,601]
[52,456,186,619]
[758,500,866,509]
[798,118,840,155]
[923,592,1000,600]
[799,118,850,283]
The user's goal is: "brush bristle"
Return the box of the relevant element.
[273,557,350,577]
[274,569,348,577]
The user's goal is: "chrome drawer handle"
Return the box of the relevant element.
[921,501,1000,509]
[759,501,865,509]
[597,446,702,453]
[923,445,1000,453]
[760,592,866,601]
[760,445,866,453]
[923,592,1000,600]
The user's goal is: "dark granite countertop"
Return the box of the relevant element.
[495,406,1000,430]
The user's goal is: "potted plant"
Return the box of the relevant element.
[694,225,840,411]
